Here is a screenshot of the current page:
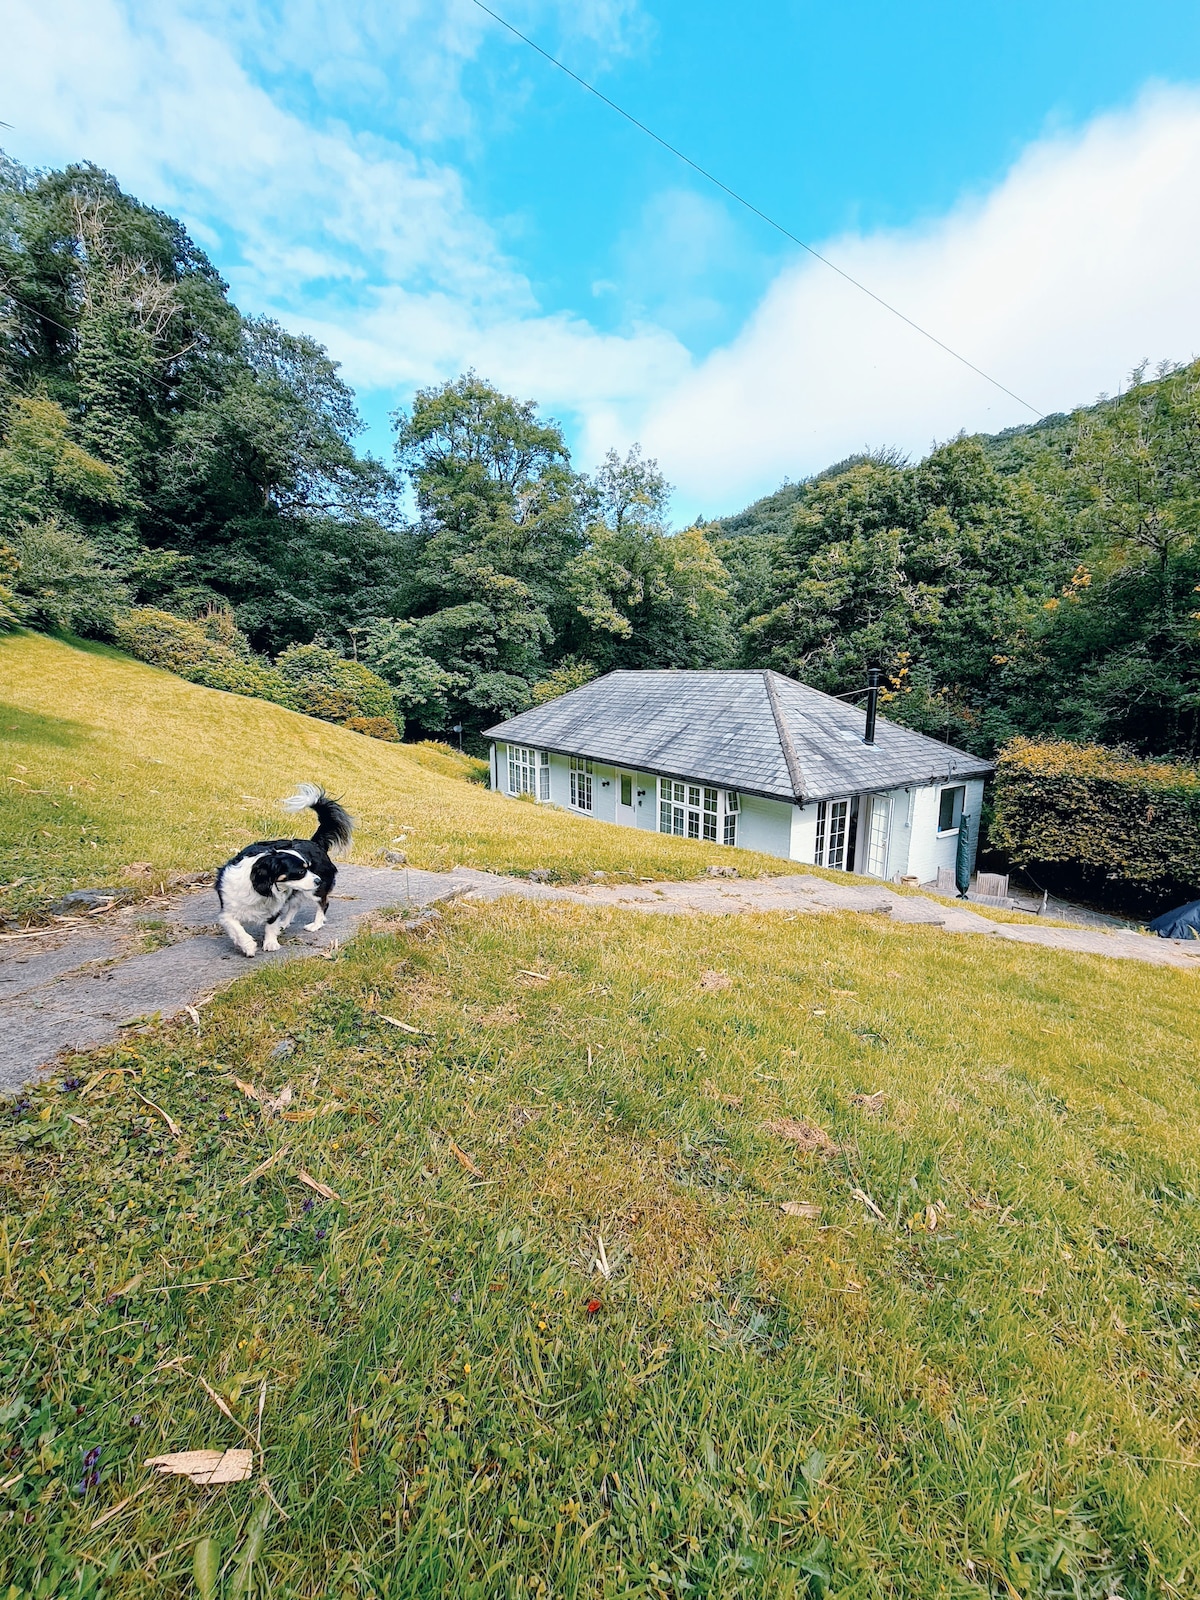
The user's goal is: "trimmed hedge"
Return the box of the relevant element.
[114,609,403,740]
[992,737,1200,898]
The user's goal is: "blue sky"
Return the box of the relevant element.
[6,1,1200,519]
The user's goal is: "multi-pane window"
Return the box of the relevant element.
[722,789,737,846]
[865,795,891,877]
[814,798,849,870]
[508,745,539,796]
[538,751,551,801]
[938,785,965,833]
[660,779,686,835]
[660,781,738,843]
[569,756,593,811]
[703,787,718,841]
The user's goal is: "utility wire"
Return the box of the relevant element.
[469,0,1042,418]
[1,283,190,398]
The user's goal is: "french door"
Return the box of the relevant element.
[815,798,850,870]
[864,794,892,877]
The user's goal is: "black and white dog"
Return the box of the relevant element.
[215,784,353,957]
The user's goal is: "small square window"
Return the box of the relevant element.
[938,785,965,833]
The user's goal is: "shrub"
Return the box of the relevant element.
[289,681,361,723]
[992,737,1200,902]
[344,715,402,742]
[115,608,292,705]
[9,517,128,635]
[115,610,402,734]
[275,643,397,723]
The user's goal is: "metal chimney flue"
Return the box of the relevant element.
[864,668,880,745]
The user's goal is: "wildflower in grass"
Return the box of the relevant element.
[586,1299,602,1315]
[76,1445,101,1494]
[10,1098,30,1117]
[302,1198,315,1213]
[59,1078,83,1092]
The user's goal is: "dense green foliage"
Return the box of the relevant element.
[0,159,734,742]
[114,608,402,738]
[8,150,1200,771]
[992,737,1200,906]
[712,370,1200,761]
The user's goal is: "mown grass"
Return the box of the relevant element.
[3,898,1199,1598]
[0,633,774,921]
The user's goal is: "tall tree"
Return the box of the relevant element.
[567,446,735,671]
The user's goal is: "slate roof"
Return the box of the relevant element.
[484,670,993,803]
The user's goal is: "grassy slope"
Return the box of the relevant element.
[2,631,1199,1597]
[4,904,1199,1598]
[0,633,770,921]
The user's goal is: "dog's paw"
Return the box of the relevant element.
[262,939,280,953]
[304,916,324,931]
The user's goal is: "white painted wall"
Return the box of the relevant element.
[736,793,794,857]
[491,743,984,881]
[906,777,985,883]
[790,800,820,863]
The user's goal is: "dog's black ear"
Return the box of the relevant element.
[249,852,279,896]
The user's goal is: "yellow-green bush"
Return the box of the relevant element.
[992,736,1200,897]
[114,610,402,736]
[344,714,401,741]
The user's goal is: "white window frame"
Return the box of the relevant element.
[659,778,686,836]
[569,756,593,812]
[864,794,892,877]
[703,787,718,842]
[507,744,539,797]
[538,750,550,801]
[723,789,739,847]
[814,798,850,870]
[937,784,966,837]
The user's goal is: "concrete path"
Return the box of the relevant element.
[3,863,1196,1094]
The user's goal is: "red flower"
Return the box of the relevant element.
[586,1299,602,1315]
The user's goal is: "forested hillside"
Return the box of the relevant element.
[709,386,1200,760]
[0,157,732,742]
[3,152,1199,761]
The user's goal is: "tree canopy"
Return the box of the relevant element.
[7,151,1200,762]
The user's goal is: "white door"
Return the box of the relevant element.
[864,794,892,878]
[815,798,850,869]
[616,771,638,826]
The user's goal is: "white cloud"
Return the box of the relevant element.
[0,0,681,451]
[6,9,1200,519]
[636,86,1200,515]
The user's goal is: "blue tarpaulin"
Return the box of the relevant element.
[1148,899,1200,939]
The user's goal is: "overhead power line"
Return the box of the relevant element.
[469,0,1042,418]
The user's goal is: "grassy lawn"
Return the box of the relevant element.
[4,898,1200,1598]
[4,626,1199,1597]
[0,633,773,922]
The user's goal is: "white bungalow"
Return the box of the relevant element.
[484,669,992,883]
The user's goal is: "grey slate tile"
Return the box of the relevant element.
[485,670,992,802]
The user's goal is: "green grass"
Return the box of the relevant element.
[4,899,1200,1598]
[4,627,1199,1597]
[0,632,775,922]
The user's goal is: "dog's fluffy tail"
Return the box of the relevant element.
[281,783,353,853]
